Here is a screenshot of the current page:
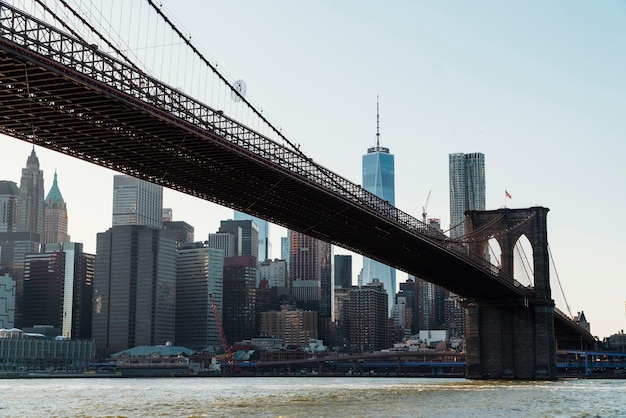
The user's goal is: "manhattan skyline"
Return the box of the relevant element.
[1,0,625,339]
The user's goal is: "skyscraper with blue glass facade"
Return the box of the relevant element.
[361,99,395,314]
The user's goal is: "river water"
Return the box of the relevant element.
[0,377,623,417]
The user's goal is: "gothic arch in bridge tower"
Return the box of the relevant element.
[462,206,557,380]
[464,206,551,302]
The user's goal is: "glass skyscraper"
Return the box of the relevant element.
[93,225,177,354]
[234,211,269,262]
[175,242,224,351]
[361,99,395,314]
[112,175,163,228]
[448,152,486,238]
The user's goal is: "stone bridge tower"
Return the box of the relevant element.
[463,206,556,379]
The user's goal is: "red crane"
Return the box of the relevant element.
[209,293,231,358]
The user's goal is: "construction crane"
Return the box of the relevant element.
[209,294,231,360]
[422,190,431,223]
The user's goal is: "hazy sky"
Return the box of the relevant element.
[2,0,625,339]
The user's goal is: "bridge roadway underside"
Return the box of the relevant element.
[0,47,525,303]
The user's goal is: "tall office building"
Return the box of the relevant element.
[43,171,70,245]
[22,242,94,339]
[112,175,163,228]
[361,99,395,313]
[163,221,194,246]
[280,236,289,263]
[257,259,288,288]
[289,230,332,344]
[92,225,176,354]
[207,232,236,258]
[0,231,40,328]
[260,306,318,347]
[288,230,331,313]
[175,242,224,350]
[222,256,257,345]
[446,152,485,339]
[399,278,417,334]
[348,279,389,353]
[234,210,270,262]
[17,148,45,240]
[448,152,486,238]
[334,254,352,289]
[218,219,259,261]
[0,181,19,233]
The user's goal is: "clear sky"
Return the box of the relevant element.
[2,0,625,339]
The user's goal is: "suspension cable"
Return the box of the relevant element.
[144,0,301,155]
[514,242,534,287]
[35,0,141,69]
[548,244,573,319]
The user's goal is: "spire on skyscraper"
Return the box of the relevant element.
[45,170,64,203]
[376,94,380,149]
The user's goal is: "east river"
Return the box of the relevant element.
[0,377,624,417]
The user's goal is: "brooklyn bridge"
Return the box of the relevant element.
[0,1,595,379]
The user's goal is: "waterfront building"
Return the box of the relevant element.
[334,254,352,289]
[17,148,45,240]
[22,242,94,340]
[0,329,94,373]
[448,152,485,238]
[222,256,257,345]
[112,175,163,228]
[0,181,19,233]
[92,225,176,355]
[348,280,388,353]
[0,273,16,328]
[43,171,70,245]
[260,305,318,348]
[234,210,269,262]
[175,242,224,351]
[361,99,396,313]
[218,219,259,261]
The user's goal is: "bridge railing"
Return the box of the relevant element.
[0,2,527,294]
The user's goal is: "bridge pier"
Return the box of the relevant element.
[465,300,555,379]
[464,207,556,380]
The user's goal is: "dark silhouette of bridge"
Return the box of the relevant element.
[0,2,595,379]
